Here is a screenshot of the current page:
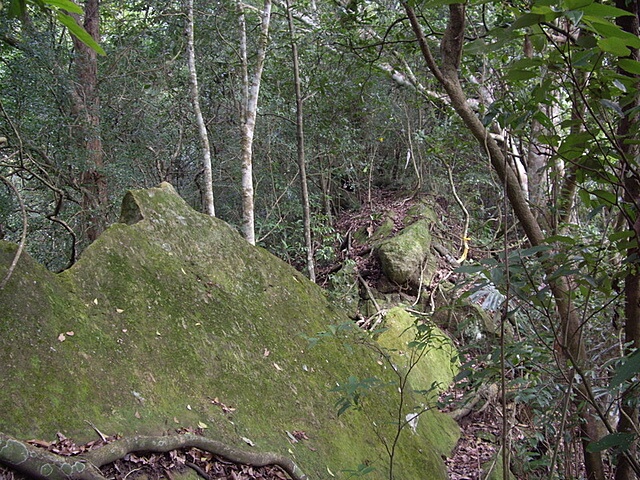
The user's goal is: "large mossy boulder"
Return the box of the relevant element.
[0,183,459,479]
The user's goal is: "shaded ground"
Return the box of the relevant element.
[325,189,505,479]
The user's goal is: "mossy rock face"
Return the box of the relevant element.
[375,219,436,287]
[376,307,460,457]
[0,183,459,479]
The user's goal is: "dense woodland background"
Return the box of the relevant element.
[0,0,639,478]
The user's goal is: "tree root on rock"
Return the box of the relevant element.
[0,432,308,480]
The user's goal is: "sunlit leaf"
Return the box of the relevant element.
[43,0,82,13]
[56,11,106,55]
[590,21,640,48]
[598,37,631,57]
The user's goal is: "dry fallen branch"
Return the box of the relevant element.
[0,432,308,480]
[0,176,28,291]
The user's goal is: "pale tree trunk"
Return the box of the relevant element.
[237,0,272,245]
[400,3,606,478]
[185,0,215,216]
[285,0,315,282]
[70,0,107,242]
[614,2,640,479]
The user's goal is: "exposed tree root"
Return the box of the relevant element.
[0,432,308,480]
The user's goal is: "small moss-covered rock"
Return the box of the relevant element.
[0,183,459,479]
[375,307,460,459]
[376,219,436,287]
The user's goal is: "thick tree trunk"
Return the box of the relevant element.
[401,3,606,478]
[71,0,107,243]
[237,0,272,245]
[614,2,640,479]
[186,0,215,217]
[285,0,315,282]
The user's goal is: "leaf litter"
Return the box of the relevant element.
[0,428,293,480]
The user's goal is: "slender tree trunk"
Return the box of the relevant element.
[237,0,272,245]
[70,0,106,242]
[186,0,215,217]
[400,3,606,478]
[614,2,640,479]
[285,0,315,282]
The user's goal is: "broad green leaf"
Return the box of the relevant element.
[582,3,635,19]
[530,31,548,52]
[600,99,623,116]
[609,230,635,243]
[589,21,640,48]
[511,13,546,29]
[572,47,599,68]
[7,0,27,17]
[57,12,106,55]
[562,0,592,10]
[576,34,598,49]
[44,0,82,13]
[510,57,544,69]
[454,265,486,274]
[545,234,577,245]
[517,245,553,257]
[610,349,640,389]
[558,132,591,159]
[587,433,635,453]
[598,37,631,57]
[532,110,555,130]
[619,59,640,75]
[506,69,538,81]
[531,4,556,15]
[537,133,559,146]
[565,10,584,25]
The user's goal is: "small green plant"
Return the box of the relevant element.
[343,463,376,478]
[307,315,446,479]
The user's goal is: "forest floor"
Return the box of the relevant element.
[327,189,503,480]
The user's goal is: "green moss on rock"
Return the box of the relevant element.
[375,307,460,456]
[375,219,436,286]
[0,183,459,479]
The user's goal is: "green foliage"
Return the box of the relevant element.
[343,463,376,478]
[332,375,386,416]
[5,0,105,54]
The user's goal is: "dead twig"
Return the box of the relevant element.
[0,176,27,291]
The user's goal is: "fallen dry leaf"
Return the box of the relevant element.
[211,397,236,414]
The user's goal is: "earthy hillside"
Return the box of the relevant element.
[0,183,459,479]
